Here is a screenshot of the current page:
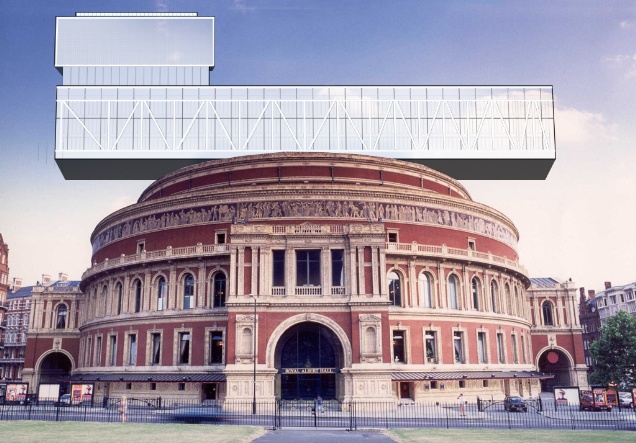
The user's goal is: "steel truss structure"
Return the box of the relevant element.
[55,86,555,179]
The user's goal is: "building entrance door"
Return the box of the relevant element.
[202,383,217,401]
[400,382,411,399]
[276,322,343,400]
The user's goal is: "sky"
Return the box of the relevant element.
[0,0,635,293]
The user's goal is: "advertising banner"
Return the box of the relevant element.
[70,383,94,405]
[5,383,28,403]
[553,387,580,406]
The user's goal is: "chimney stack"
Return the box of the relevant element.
[58,273,68,282]
[42,274,52,285]
[604,281,612,290]
[588,290,595,299]
[12,277,22,291]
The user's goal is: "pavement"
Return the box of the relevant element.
[253,429,396,442]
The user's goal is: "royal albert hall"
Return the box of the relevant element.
[26,152,552,403]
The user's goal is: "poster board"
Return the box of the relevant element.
[4,383,29,403]
[70,383,94,406]
[38,383,61,402]
[553,386,580,406]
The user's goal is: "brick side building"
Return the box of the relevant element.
[579,288,601,371]
[0,234,10,369]
[527,278,587,391]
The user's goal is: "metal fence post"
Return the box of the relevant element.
[445,403,449,429]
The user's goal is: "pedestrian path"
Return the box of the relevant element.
[253,429,395,442]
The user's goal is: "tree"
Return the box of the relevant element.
[589,310,636,388]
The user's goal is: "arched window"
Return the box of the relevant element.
[56,304,67,329]
[490,280,498,313]
[388,271,402,306]
[418,272,432,308]
[448,275,459,309]
[116,282,123,315]
[134,280,142,313]
[102,286,108,316]
[365,327,377,354]
[183,274,195,309]
[514,286,520,317]
[157,277,166,311]
[471,278,480,311]
[213,273,226,308]
[542,301,554,326]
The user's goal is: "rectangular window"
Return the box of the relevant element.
[477,332,487,364]
[425,331,437,363]
[126,383,132,390]
[272,250,286,287]
[497,333,505,364]
[430,381,438,389]
[109,335,117,366]
[210,330,224,364]
[388,232,398,243]
[392,330,406,363]
[128,334,137,365]
[137,241,145,254]
[511,335,519,364]
[468,239,476,250]
[521,335,527,364]
[453,331,464,364]
[150,383,157,391]
[459,380,465,389]
[86,337,92,368]
[151,333,161,365]
[331,250,344,287]
[483,380,489,388]
[178,383,186,391]
[95,336,102,366]
[179,332,191,364]
[296,250,321,286]
[216,232,226,244]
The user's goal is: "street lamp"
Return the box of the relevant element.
[251,294,257,414]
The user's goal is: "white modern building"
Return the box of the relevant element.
[54,13,556,180]
[595,281,636,326]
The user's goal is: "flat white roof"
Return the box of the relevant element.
[55,15,214,67]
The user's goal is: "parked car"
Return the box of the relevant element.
[54,394,72,407]
[619,392,634,408]
[169,406,224,424]
[503,396,528,412]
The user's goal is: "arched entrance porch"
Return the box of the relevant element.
[537,348,573,391]
[37,351,73,385]
[273,322,346,400]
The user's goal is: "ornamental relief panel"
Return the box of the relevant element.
[93,200,517,253]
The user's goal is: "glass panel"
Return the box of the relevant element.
[331,250,344,287]
[296,250,321,286]
[213,274,226,307]
[392,331,405,363]
[272,250,285,287]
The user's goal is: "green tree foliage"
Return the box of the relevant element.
[589,310,636,387]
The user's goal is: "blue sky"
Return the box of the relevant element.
[1,0,635,292]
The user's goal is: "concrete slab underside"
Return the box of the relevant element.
[56,158,555,180]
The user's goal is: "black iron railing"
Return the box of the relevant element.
[0,397,634,431]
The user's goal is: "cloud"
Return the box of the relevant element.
[603,53,636,78]
[155,0,169,12]
[620,20,633,29]
[555,107,617,145]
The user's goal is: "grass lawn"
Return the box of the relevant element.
[0,421,266,443]
[386,428,636,443]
